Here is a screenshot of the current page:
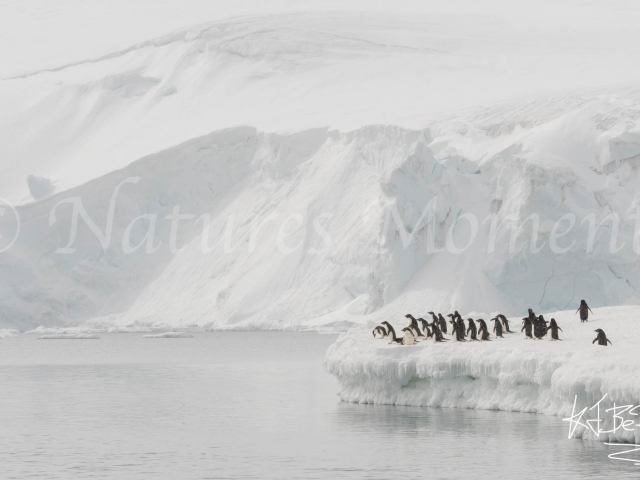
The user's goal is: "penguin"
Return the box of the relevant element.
[447,314,458,341]
[528,308,536,321]
[404,314,424,339]
[491,317,504,338]
[532,315,541,339]
[477,319,491,341]
[429,322,447,342]
[497,314,512,333]
[401,327,417,345]
[381,321,402,344]
[533,315,547,340]
[592,329,612,346]
[456,317,467,341]
[521,317,533,339]
[466,318,478,341]
[454,311,462,321]
[372,326,385,338]
[539,315,548,337]
[438,313,448,334]
[576,300,593,323]
[546,318,563,341]
[418,318,432,338]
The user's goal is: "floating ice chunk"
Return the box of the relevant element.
[0,329,18,339]
[142,332,194,338]
[38,333,101,339]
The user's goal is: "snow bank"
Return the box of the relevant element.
[38,333,100,339]
[142,332,194,338]
[325,306,640,443]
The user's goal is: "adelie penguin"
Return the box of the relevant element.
[521,317,533,339]
[372,326,385,338]
[456,317,467,341]
[381,321,402,344]
[429,322,448,342]
[534,315,548,340]
[466,318,478,341]
[477,319,491,341]
[405,314,425,340]
[497,314,512,333]
[438,313,448,334]
[592,329,612,346]
[546,318,563,341]
[448,314,464,341]
[576,300,593,323]
[418,318,432,338]
[401,327,417,345]
[491,317,504,338]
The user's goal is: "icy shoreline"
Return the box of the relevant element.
[325,306,640,443]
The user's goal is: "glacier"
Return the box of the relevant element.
[0,8,640,333]
[325,306,640,442]
[2,91,640,331]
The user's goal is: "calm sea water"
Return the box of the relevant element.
[0,332,636,479]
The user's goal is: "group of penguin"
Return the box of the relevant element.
[372,299,613,346]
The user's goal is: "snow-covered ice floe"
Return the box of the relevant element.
[37,334,101,339]
[325,306,640,443]
[142,332,194,338]
[0,329,19,339]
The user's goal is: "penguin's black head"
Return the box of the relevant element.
[595,329,603,333]
[405,314,411,318]
[528,308,533,313]
[447,314,454,318]
[428,311,434,315]
[581,299,586,304]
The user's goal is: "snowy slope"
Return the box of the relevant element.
[325,306,640,442]
[2,5,640,204]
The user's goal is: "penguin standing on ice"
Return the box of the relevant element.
[418,318,432,338]
[401,327,417,345]
[381,321,402,344]
[576,300,593,323]
[466,318,478,341]
[497,314,512,333]
[429,322,448,342]
[438,313,448,334]
[521,317,533,339]
[477,319,491,341]
[535,315,548,339]
[405,314,425,340]
[546,318,563,341]
[491,317,504,338]
[447,314,458,341]
[540,316,548,335]
[592,329,612,346]
[456,317,467,341]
